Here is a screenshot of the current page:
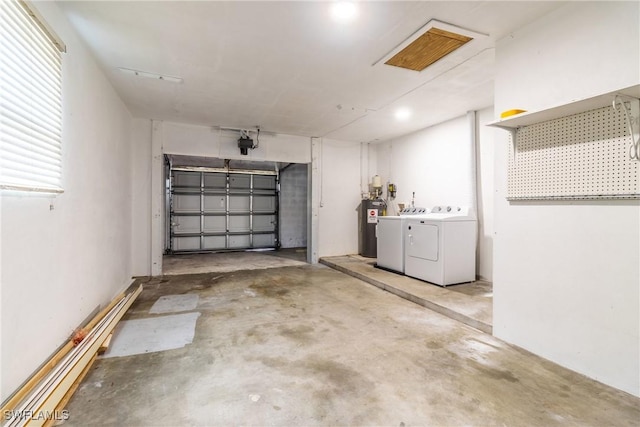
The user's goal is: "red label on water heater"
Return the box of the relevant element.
[367,209,378,223]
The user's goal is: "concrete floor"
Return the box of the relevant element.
[163,248,307,275]
[321,255,493,333]
[65,263,639,426]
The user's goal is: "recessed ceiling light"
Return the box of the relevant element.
[118,67,183,83]
[395,108,412,121]
[330,2,358,23]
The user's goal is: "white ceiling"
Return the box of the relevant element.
[57,1,565,143]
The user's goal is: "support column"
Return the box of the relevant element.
[150,120,164,276]
[308,137,321,264]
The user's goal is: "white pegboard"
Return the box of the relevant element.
[507,104,640,200]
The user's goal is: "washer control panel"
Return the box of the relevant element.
[400,207,427,215]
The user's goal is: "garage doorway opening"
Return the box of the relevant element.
[163,155,308,274]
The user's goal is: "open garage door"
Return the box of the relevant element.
[167,158,279,253]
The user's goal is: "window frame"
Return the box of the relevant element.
[1,0,66,194]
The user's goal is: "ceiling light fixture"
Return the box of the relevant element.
[330,1,358,23]
[118,67,183,83]
[395,108,412,121]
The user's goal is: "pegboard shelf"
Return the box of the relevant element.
[502,99,640,200]
[488,84,640,130]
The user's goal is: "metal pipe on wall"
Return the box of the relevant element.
[467,110,478,216]
[468,110,480,280]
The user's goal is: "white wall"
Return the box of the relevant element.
[376,115,475,213]
[0,2,133,400]
[162,122,311,164]
[476,107,495,281]
[493,2,640,396]
[131,119,152,276]
[317,139,362,257]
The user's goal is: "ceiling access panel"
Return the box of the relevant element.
[385,27,472,72]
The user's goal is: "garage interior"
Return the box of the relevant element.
[1,1,639,426]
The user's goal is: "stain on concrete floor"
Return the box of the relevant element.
[64,265,640,426]
[163,248,307,276]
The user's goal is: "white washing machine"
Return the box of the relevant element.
[404,206,477,286]
[376,207,428,274]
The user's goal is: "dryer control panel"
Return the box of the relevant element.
[426,206,475,220]
[431,206,463,213]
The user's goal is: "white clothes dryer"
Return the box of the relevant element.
[404,206,477,286]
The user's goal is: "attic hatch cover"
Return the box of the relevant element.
[375,20,486,72]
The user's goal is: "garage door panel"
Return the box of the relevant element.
[174,171,200,187]
[174,194,200,213]
[203,236,226,250]
[172,236,200,251]
[204,196,226,212]
[229,216,250,232]
[253,234,275,247]
[204,173,226,188]
[229,196,250,212]
[170,169,278,253]
[204,216,225,232]
[174,216,200,233]
[229,235,250,248]
[230,174,251,189]
[254,215,275,232]
[254,196,275,212]
[254,175,276,189]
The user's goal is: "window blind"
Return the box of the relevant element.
[0,0,63,193]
